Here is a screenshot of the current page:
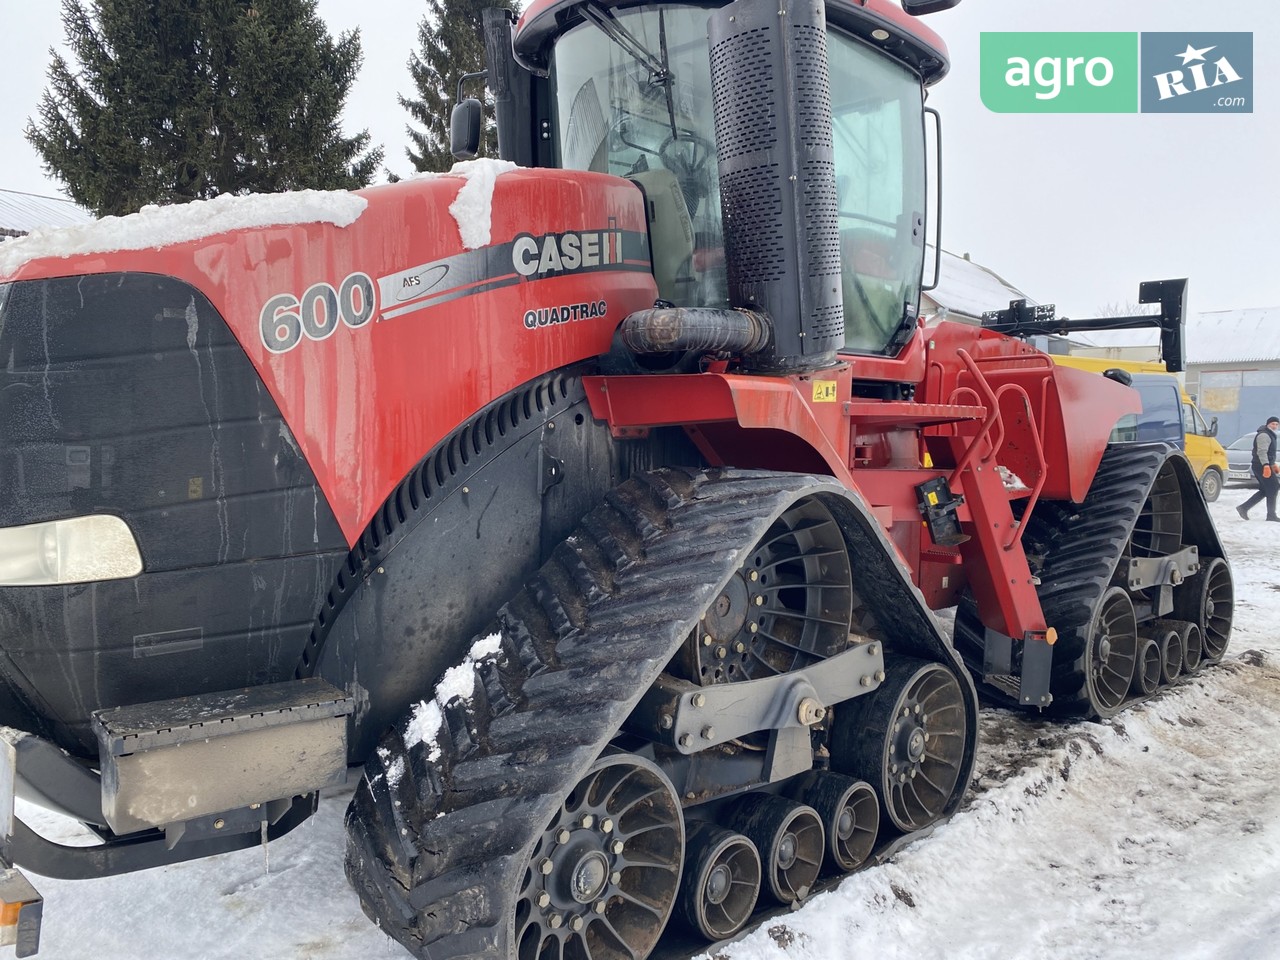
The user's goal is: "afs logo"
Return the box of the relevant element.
[1141,34,1252,113]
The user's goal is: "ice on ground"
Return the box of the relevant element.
[0,189,368,279]
[447,159,519,249]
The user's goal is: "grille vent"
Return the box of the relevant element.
[709,0,843,369]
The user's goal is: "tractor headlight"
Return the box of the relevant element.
[0,516,143,586]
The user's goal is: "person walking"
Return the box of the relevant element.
[1237,416,1280,520]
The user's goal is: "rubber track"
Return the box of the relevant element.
[344,468,846,960]
[957,443,1212,717]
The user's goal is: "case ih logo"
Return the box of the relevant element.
[512,229,626,278]
[1142,33,1252,113]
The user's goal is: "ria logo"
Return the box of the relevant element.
[1153,43,1243,100]
[1141,33,1253,113]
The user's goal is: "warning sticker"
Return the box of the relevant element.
[812,381,838,403]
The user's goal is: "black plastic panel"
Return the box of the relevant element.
[0,273,347,755]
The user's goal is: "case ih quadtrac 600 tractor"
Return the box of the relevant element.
[0,0,1232,957]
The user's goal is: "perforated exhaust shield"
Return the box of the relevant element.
[709,0,843,372]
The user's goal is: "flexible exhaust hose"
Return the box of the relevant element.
[620,306,772,357]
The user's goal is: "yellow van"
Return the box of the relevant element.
[1052,355,1229,501]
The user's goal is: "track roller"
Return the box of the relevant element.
[1174,556,1233,664]
[677,823,761,941]
[1132,638,1161,697]
[829,657,968,833]
[795,772,879,874]
[1153,625,1183,685]
[729,794,824,905]
[1177,620,1204,675]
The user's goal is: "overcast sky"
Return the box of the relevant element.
[1,0,1275,318]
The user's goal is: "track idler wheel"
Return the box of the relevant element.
[729,795,824,905]
[515,754,684,960]
[829,657,969,834]
[1177,620,1204,675]
[1132,638,1161,696]
[677,823,761,942]
[795,772,879,874]
[1174,556,1233,664]
[1081,587,1138,718]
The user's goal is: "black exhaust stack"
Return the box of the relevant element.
[708,0,843,373]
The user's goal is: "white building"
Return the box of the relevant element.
[1184,308,1280,443]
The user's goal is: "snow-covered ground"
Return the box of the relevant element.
[19,496,1279,960]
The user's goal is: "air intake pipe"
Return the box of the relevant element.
[708,0,844,373]
[620,305,771,357]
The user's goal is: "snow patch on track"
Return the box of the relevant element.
[404,630,505,761]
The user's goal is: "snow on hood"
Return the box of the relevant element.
[0,189,368,280]
[412,158,519,251]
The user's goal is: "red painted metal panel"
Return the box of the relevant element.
[921,320,1139,503]
[10,170,656,545]
[586,369,855,483]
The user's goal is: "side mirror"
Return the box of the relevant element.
[1209,415,1219,438]
[450,99,483,161]
[902,0,961,14]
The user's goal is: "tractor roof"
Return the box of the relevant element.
[515,0,950,84]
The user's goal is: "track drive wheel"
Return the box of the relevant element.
[1174,556,1233,664]
[685,496,854,685]
[677,823,761,942]
[829,657,969,833]
[516,754,684,960]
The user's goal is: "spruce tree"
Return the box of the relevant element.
[400,0,518,173]
[26,0,384,217]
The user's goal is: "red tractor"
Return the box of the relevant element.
[0,0,1231,957]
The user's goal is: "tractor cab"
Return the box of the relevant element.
[465,0,954,361]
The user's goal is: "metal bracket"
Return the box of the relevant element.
[1126,545,1199,591]
[1017,632,1054,707]
[630,641,885,754]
